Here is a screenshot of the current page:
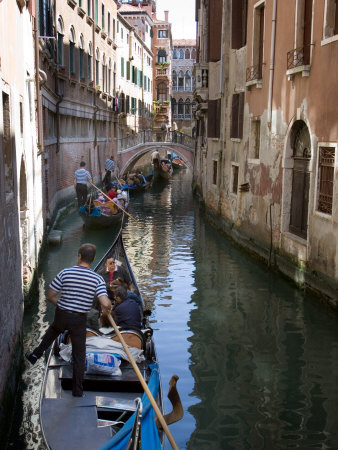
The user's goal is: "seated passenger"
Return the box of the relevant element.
[111,286,142,330]
[107,186,117,199]
[135,170,146,185]
[99,257,132,299]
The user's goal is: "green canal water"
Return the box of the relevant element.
[9,170,338,449]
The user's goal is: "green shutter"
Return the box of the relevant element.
[121,57,124,77]
[127,61,130,80]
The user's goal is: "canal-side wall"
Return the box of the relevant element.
[193,186,338,309]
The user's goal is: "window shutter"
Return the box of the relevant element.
[238,92,244,139]
[231,94,239,138]
[207,99,221,138]
[208,0,222,61]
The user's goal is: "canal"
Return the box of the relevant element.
[9,170,338,449]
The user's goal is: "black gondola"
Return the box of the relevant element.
[39,231,182,449]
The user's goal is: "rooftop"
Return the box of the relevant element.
[173,39,196,47]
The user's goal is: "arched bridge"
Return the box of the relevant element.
[116,130,195,174]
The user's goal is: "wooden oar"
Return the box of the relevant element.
[89,181,145,229]
[106,313,179,450]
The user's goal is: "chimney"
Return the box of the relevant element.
[164,10,169,22]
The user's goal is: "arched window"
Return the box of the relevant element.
[178,70,184,91]
[185,98,191,118]
[171,98,177,118]
[173,49,178,59]
[88,42,93,82]
[178,98,184,117]
[185,70,192,91]
[157,49,167,63]
[179,49,184,59]
[191,48,197,60]
[69,27,76,75]
[57,17,64,66]
[185,48,190,59]
[79,35,84,79]
[95,48,100,86]
[102,53,106,92]
[157,81,168,103]
[172,70,177,90]
[108,58,112,93]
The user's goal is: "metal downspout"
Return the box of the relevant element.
[34,17,43,154]
[267,0,277,127]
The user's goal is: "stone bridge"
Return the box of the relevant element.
[116,130,195,174]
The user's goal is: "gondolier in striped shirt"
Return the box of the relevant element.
[74,161,92,207]
[25,243,111,397]
[103,155,115,190]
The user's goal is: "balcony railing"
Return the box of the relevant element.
[246,64,262,82]
[173,86,193,92]
[156,68,168,77]
[287,45,310,70]
[117,129,195,151]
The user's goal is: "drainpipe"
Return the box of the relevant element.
[56,94,63,153]
[34,17,43,154]
[219,0,225,96]
[267,0,277,127]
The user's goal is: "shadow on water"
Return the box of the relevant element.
[7,169,338,450]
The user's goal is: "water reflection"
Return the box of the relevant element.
[9,169,338,450]
[188,215,338,449]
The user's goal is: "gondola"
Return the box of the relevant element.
[152,158,173,181]
[39,230,182,450]
[79,192,129,229]
[172,158,187,170]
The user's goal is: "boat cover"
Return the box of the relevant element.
[99,364,162,450]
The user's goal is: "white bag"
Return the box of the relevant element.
[85,352,122,376]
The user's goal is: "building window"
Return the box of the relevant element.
[108,12,110,36]
[108,59,111,93]
[317,147,335,215]
[252,2,265,78]
[179,49,184,59]
[250,118,260,158]
[95,48,100,85]
[185,70,192,90]
[172,98,177,117]
[230,92,244,139]
[232,165,239,194]
[121,57,124,77]
[185,99,191,118]
[207,99,221,138]
[158,29,168,38]
[101,3,105,30]
[157,49,167,63]
[57,17,64,66]
[173,49,178,59]
[185,48,190,59]
[287,0,313,68]
[126,61,130,80]
[213,160,218,185]
[178,99,184,117]
[113,19,116,39]
[69,27,76,75]
[178,70,184,91]
[323,0,338,39]
[232,0,248,49]
[79,35,84,79]
[2,92,14,195]
[102,55,106,91]
[88,42,93,82]
[94,0,98,24]
[87,0,91,17]
[157,82,168,103]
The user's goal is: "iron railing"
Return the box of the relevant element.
[287,45,310,70]
[246,64,262,82]
[117,130,195,151]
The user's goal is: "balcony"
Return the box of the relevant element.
[156,68,168,77]
[193,63,208,102]
[246,64,262,89]
[286,45,311,79]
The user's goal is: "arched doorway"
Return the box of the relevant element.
[288,120,312,238]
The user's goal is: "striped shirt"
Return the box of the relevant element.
[74,168,92,185]
[105,159,115,171]
[50,265,107,313]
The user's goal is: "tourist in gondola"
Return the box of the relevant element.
[111,286,142,330]
[74,161,92,207]
[135,169,146,185]
[25,244,111,397]
[100,257,133,297]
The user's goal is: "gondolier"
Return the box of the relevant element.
[25,243,111,397]
[103,156,116,190]
[74,161,92,206]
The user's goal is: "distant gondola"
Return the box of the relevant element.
[152,158,173,181]
[39,230,183,450]
[79,192,129,228]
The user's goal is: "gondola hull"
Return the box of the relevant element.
[79,210,124,228]
[39,232,165,450]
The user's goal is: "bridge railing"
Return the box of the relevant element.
[117,130,195,152]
